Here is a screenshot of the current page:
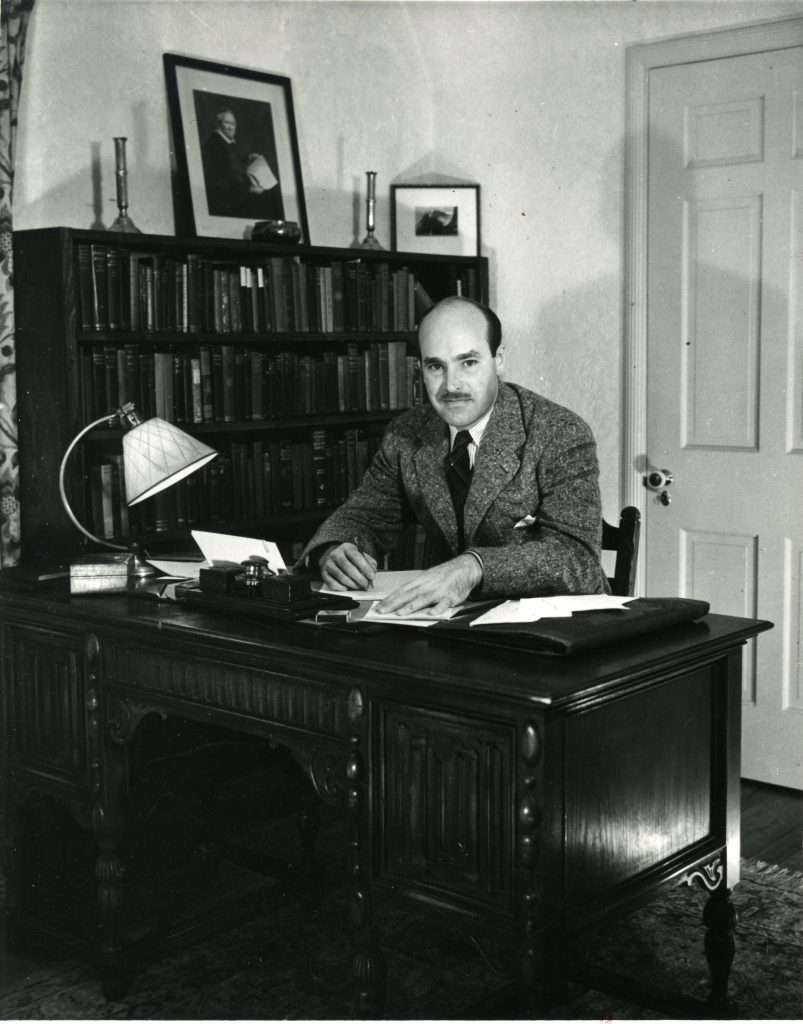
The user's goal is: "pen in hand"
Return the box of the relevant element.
[353,536,374,589]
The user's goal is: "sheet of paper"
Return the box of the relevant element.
[146,558,207,580]
[316,569,426,602]
[361,601,463,624]
[471,594,634,627]
[190,530,287,574]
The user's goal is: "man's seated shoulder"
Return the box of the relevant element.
[511,382,597,444]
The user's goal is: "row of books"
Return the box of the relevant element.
[76,243,483,336]
[87,426,383,542]
[82,341,423,424]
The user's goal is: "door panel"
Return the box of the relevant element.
[647,48,803,788]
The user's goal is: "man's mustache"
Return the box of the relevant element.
[438,392,472,402]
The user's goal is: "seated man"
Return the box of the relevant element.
[300,295,609,617]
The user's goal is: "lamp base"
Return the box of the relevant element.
[130,554,158,579]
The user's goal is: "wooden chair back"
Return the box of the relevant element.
[602,505,641,596]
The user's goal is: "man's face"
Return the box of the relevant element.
[419,305,504,429]
[219,113,237,141]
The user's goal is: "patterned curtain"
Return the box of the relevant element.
[0,0,35,567]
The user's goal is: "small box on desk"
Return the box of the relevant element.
[198,562,243,594]
[70,553,133,594]
[260,573,313,608]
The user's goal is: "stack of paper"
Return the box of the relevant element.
[360,602,469,627]
[470,594,633,627]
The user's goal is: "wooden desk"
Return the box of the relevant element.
[0,584,770,1015]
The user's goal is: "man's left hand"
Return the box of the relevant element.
[375,554,482,617]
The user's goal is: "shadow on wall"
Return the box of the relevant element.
[529,136,626,515]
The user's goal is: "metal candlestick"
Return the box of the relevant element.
[359,170,384,250]
[110,137,141,234]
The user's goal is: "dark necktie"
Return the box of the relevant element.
[446,430,473,551]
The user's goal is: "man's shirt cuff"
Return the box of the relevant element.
[464,548,485,579]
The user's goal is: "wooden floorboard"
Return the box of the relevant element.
[740,780,803,872]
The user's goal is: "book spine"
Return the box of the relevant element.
[106,247,121,331]
[153,351,168,420]
[211,346,224,422]
[90,244,108,330]
[108,453,130,538]
[331,262,345,333]
[229,268,242,333]
[311,428,328,508]
[76,243,94,331]
[221,345,235,423]
[250,349,263,421]
[152,255,164,331]
[199,345,214,422]
[139,350,155,419]
[190,356,203,424]
[103,345,119,410]
[173,352,187,424]
[378,343,390,410]
[252,438,265,517]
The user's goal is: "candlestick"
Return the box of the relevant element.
[110,136,141,234]
[359,170,384,250]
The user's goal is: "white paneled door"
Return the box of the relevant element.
[646,47,803,788]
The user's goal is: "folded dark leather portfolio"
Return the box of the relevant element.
[428,597,711,656]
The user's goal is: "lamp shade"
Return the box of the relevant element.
[123,417,217,506]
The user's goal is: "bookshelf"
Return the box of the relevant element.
[13,227,488,564]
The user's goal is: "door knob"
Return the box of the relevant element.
[646,468,673,490]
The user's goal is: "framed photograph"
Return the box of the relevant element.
[390,184,480,256]
[163,53,309,242]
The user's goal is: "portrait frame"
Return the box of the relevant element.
[163,53,309,242]
[390,184,480,256]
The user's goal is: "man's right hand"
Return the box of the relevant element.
[318,542,377,591]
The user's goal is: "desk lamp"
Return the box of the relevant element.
[59,402,217,578]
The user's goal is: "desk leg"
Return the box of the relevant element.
[518,722,563,1015]
[703,887,736,1010]
[93,690,133,1002]
[683,856,736,1011]
[1,797,28,956]
[347,690,385,1017]
[296,792,321,909]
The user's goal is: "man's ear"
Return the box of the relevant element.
[495,344,506,376]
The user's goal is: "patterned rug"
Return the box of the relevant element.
[0,858,800,1019]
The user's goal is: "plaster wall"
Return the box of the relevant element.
[14,0,803,515]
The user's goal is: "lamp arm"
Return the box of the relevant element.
[59,413,129,552]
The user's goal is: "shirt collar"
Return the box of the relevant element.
[448,402,495,450]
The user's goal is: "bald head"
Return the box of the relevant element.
[418,296,505,429]
[419,296,502,356]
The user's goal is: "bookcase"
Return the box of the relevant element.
[13,227,488,565]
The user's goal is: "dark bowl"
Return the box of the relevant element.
[251,220,303,243]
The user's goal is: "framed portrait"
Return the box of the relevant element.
[163,53,309,242]
[390,184,480,256]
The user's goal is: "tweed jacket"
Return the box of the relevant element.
[301,382,609,598]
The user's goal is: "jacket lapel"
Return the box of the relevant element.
[412,410,456,550]
[464,384,526,542]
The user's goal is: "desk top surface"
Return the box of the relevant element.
[0,583,772,708]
